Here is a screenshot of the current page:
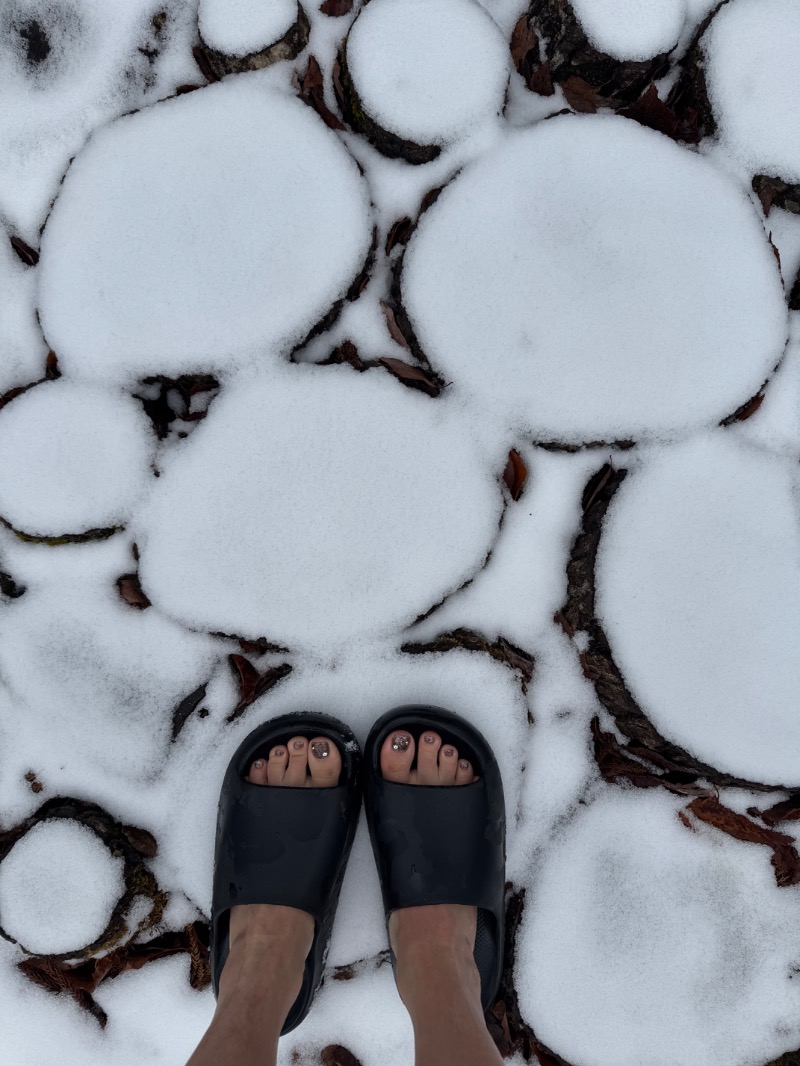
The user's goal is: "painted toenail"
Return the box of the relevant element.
[443,747,454,757]
[311,741,330,759]
[423,734,436,744]
[459,760,469,770]
[293,739,305,750]
[253,759,265,768]
[273,748,284,757]
[392,734,410,752]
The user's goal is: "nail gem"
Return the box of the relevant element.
[254,759,265,768]
[391,734,410,752]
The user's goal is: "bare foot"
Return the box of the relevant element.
[379,730,481,1007]
[217,737,342,1007]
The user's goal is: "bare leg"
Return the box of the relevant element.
[186,736,341,1066]
[381,732,504,1066]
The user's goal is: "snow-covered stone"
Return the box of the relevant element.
[0,539,220,786]
[703,0,800,182]
[135,367,505,651]
[37,75,373,384]
[344,0,509,147]
[596,433,800,785]
[570,0,685,61]
[0,819,125,954]
[0,229,47,393]
[198,0,298,57]
[517,788,800,1066]
[402,113,787,443]
[0,381,154,537]
[0,0,196,237]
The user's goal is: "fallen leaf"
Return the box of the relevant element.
[759,794,800,827]
[380,301,410,349]
[503,449,527,500]
[768,232,782,269]
[790,268,800,312]
[378,357,441,397]
[0,571,25,598]
[171,683,208,741]
[719,391,765,426]
[227,657,292,721]
[10,235,39,266]
[581,462,614,512]
[530,59,555,97]
[561,76,604,114]
[121,824,157,858]
[45,351,60,379]
[619,82,679,138]
[321,1046,363,1066]
[299,56,346,131]
[191,44,220,83]
[385,216,414,255]
[116,573,151,610]
[320,0,353,14]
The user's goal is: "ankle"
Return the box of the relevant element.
[395,945,482,1013]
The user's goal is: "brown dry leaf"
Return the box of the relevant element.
[0,571,25,598]
[720,391,765,425]
[581,462,614,512]
[175,83,203,95]
[553,609,576,639]
[789,268,800,312]
[320,0,353,14]
[768,232,782,270]
[191,44,220,83]
[121,823,158,858]
[226,657,292,722]
[687,795,800,887]
[116,573,151,610]
[378,357,441,397]
[9,235,39,266]
[510,14,543,94]
[530,59,555,97]
[619,82,679,138]
[503,449,527,500]
[385,216,414,255]
[754,175,775,216]
[300,56,346,131]
[186,920,211,990]
[561,76,605,114]
[380,300,410,349]
[171,682,208,741]
[758,794,800,827]
[45,351,60,379]
[321,1046,363,1066]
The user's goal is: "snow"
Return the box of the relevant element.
[0,818,125,954]
[345,0,510,145]
[516,788,800,1066]
[703,0,800,181]
[37,74,373,384]
[402,113,787,444]
[570,0,685,61]
[135,366,505,652]
[0,0,198,239]
[1,2,799,1063]
[199,0,298,56]
[0,381,155,537]
[596,433,800,786]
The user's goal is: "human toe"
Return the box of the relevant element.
[380,730,415,783]
[307,737,341,787]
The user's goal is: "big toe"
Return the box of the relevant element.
[307,737,342,787]
[380,730,415,783]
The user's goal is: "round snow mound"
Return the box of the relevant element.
[596,433,800,786]
[199,0,297,56]
[516,789,800,1066]
[0,380,154,537]
[570,0,685,61]
[0,819,125,954]
[703,0,800,181]
[402,113,787,443]
[37,76,373,383]
[345,0,509,145]
[135,368,504,650]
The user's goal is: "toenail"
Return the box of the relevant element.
[391,734,410,752]
[293,739,305,750]
[442,747,454,757]
[311,741,330,759]
[459,760,469,770]
[273,748,284,757]
[423,734,436,744]
[253,759,265,768]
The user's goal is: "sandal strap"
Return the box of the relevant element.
[366,774,505,914]
[213,780,354,920]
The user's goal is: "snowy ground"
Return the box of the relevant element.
[1,0,800,1064]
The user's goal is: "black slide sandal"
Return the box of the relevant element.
[211,711,362,1033]
[363,704,506,1011]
